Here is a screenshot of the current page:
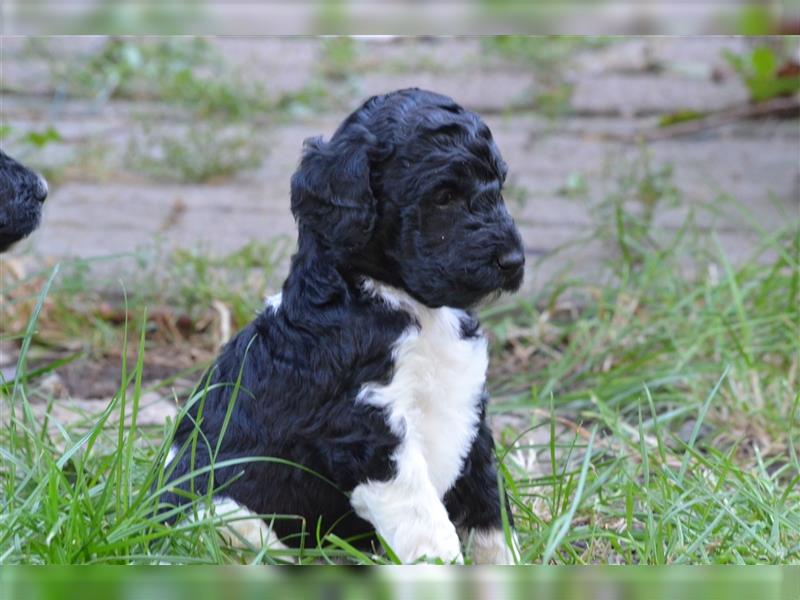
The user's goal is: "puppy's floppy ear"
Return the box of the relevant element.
[291,124,385,252]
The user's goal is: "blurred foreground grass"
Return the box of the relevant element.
[0,566,797,599]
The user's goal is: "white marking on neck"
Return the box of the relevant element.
[264,292,282,311]
[359,278,488,496]
[350,279,488,562]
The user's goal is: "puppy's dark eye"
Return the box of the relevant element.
[434,191,455,207]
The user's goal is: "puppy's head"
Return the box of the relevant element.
[291,88,524,309]
[0,150,48,252]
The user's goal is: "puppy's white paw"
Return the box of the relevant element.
[351,475,464,564]
[394,523,464,564]
[195,498,294,562]
[468,528,519,565]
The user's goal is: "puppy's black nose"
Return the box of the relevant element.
[35,176,48,203]
[497,249,525,271]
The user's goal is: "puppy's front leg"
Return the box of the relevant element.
[445,413,518,565]
[350,447,463,564]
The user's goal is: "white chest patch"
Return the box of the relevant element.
[357,280,488,498]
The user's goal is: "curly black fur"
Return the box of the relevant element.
[0,150,48,252]
[160,88,525,550]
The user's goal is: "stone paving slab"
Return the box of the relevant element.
[570,74,749,116]
[350,71,538,113]
[572,37,751,76]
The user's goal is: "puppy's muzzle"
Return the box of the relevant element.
[496,248,524,272]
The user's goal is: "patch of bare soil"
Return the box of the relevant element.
[51,346,206,400]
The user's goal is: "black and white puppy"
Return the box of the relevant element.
[161,88,525,564]
[0,150,48,252]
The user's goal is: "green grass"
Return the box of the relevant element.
[50,37,269,120]
[482,36,612,73]
[1,162,798,564]
[128,122,268,184]
[483,161,799,564]
[482,36,614,118]
[12,38,349,185]
[724,43,800,103]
